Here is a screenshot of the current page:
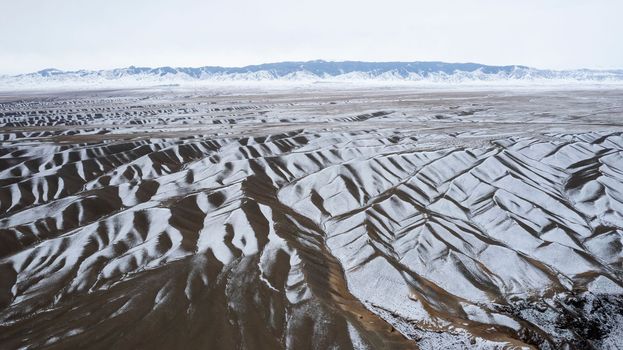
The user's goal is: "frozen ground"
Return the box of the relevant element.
[0,86,622,349]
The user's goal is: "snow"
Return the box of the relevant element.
[3,63,623,91]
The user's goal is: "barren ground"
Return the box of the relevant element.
[1,87,622,349]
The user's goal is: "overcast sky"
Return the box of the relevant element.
[1,0,622,74]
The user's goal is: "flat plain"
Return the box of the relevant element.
[0,86,622,349]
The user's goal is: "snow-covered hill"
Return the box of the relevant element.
[2,60,623,89]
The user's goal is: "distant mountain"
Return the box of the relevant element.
[3,60,623,88]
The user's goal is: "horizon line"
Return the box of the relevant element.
[5,59,623,76]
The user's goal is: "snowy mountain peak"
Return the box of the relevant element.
[3,60,623,89]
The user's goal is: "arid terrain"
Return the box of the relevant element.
[0,86,622,349]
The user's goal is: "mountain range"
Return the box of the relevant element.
[3,60,623,88]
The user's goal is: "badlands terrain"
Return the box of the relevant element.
[0,86,622,349]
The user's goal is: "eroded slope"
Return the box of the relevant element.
[0,88,622,349]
